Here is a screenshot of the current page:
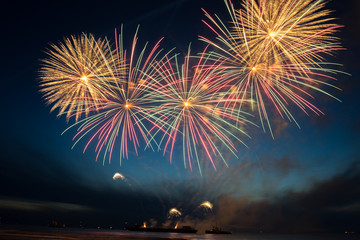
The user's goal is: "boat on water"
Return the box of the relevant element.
[127,225,197,233]
[205,226,231,234]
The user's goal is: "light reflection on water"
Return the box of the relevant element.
[89,229,351,240]
[0,225,354,240]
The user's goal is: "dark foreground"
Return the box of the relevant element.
[0,226,356,240]
[0,229,186,240]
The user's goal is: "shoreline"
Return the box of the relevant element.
[0,228,187,240]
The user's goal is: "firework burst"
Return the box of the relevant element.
[39,34,118,121]
[62,26,167,164]
[145,46,252,173]
[38,0,347,172]
[227,0,341,67]
[201,0,344,137]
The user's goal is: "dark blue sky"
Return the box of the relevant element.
[0,0,359,234]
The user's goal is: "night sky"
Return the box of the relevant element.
[1,0,359,234]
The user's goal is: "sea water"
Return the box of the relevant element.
[79,228,355,240]
[0,225,355,240]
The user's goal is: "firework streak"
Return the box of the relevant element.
[39,34,118,122]
[144,46,252,174]
[61,26,168,165]
[200,0,345,137]
[39,0,345,172]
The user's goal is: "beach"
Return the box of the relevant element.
[0,228,186,240]
[0,226,354,240]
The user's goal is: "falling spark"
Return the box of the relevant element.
[112,172,125,180]
[200,201,213,210]
[169,208,182,217]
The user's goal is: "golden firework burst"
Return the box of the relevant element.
[39,34,118,121]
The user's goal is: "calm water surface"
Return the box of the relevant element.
[1,225,355,240]
[80,228,355,240]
